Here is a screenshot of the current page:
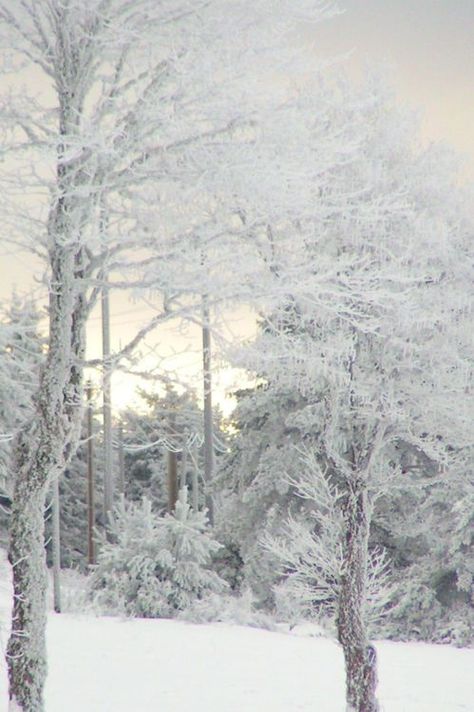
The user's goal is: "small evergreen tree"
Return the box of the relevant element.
[89,490,227,618]
[0,293,44,499]
[0,294,44,548]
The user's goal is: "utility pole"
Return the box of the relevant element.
[180,440,188,491]
[167,409,178,512]
[118,422,125,496]
[102,274,114,522]
[51,477,61,613]
[201,294,214,524]
[167,449,178,513]
[191,443,200,512]
[86,381,95,566]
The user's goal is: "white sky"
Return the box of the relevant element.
[0,1,472,412]
[312,0,474,169]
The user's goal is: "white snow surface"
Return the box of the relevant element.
[0,551,473,711]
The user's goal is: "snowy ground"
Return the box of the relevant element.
[1,552,473,711]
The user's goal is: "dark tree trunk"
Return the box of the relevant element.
[337,479,379,712]
[167,449,178,512]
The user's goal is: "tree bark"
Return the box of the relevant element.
[7,243,87,710]
[51,477,62,614]
[7,472,48,712]
[167,449,178,513]
[180,445,188,491]
[191,444,199,512]
[337,479,379,712]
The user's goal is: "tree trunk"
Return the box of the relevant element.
[102,275,114,522]
[337,479,379,712]
[7,460,48,712]
[51,477,62,613]
[117,423,125,496]
[86,383,96,566]
[167,449,178,513]
[7,245,87,710]
[191,444,199,512]
[201,294,214,524]
[180,446,188,491]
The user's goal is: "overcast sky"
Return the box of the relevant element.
[312,0,474,168]
[0,1,472,409]
[2,0,473,296]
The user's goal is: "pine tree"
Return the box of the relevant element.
[89,490,227,618]
[0,293,44,499]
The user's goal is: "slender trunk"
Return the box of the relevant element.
[337,479,379,712]
[180,445,187,491]
[192,445,199,512]
[102,277,114,521]
[201,294,214,524]
[167,449,178,513]
[117,423,125,496]
[86,383,95,566]
[51,478,61,613]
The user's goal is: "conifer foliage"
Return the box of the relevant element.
[0,294,43,500]
[90,491,227,618]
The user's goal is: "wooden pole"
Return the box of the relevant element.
[180,442,188,491]
[201,294,214,525]
[167,448,178,513]
[192,444,199,512]
[86,381,95,566]
[102,276,114,521]
[51,477,61,613]
[118,422,125,496]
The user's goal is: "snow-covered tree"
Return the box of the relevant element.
[221,324,474,644]
[89,491,227,618]
[265,449,394,629]
[223,76,474,711]
[377,466,474,645]
[0,293,44,502]
[217,381,318,605]
[0,2,339,707]
[0,294,44,552]
[0,1,175,701]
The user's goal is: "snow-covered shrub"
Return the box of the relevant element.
[89,491,227,618]
[380,569,474,646]
[179,588,275,630]
[211,537,245,592]
[49,567,96,614]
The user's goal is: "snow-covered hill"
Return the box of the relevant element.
[1,552,473,711]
